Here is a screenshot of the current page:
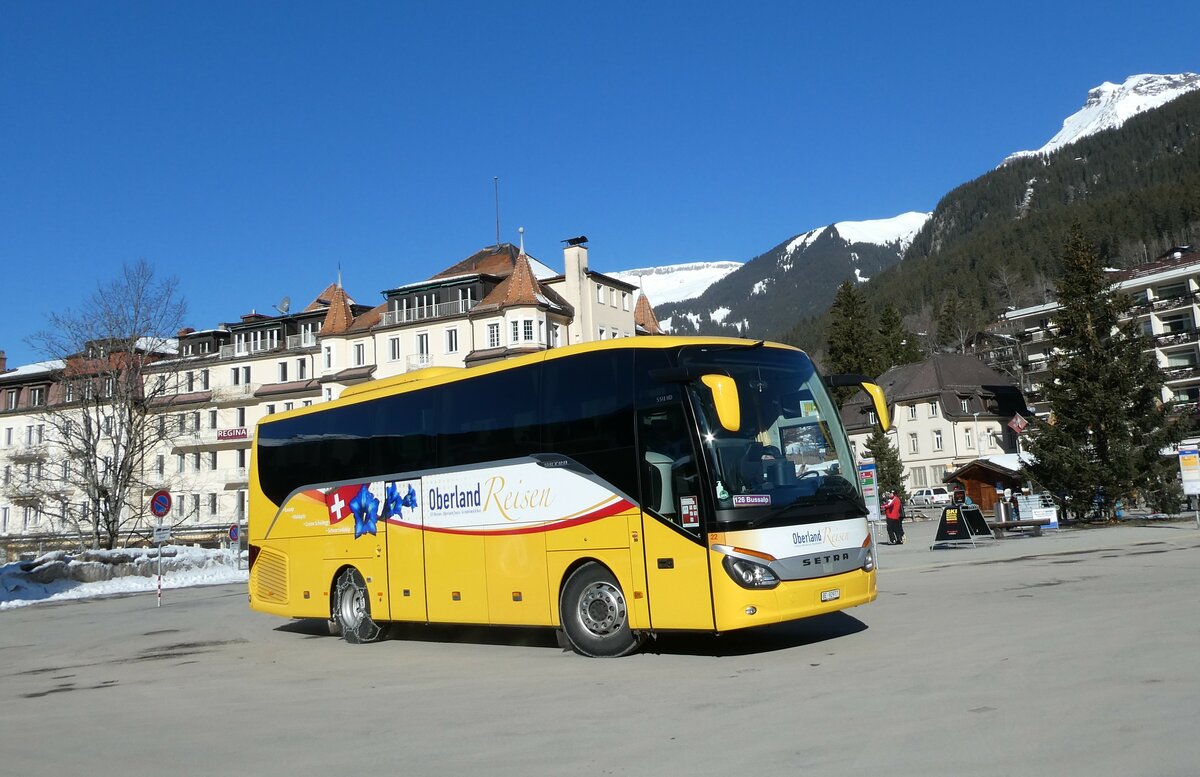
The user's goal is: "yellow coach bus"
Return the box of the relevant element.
[247,336,889,656]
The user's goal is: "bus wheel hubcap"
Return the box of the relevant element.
[341,586,365,627]
[578,582,625,636]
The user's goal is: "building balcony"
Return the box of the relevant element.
[6,482,69,504]
[1154,328,1199,348]
[1162,365,1200,382]
[219,341,279,360]
[1151,293,1198,313]
[406,354,432,371]
[381,299,475,327]
[212,384,262,403]
[286,332,318,350]
[7,444,48,462]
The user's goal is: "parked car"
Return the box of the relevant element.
[909,486,951,507]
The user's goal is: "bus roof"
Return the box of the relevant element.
[257,335,802,427]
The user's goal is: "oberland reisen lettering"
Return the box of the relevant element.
[429,484,482,511]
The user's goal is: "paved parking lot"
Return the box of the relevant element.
[1,519,1197,777]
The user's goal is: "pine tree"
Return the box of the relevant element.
[1025,226,1192,519]
[935,294,973,353]
[826,281,879,400]
[864,428,907,499]
[877,305,923,371]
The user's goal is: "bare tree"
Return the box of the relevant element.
[17,261,186,549]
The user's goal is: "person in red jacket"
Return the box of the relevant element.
[883,491,905,545]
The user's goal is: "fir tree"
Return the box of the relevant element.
[1025,226,1191,519]
[935,294,973,353]
[864,428,907,499]
[877,305,923,370]
[825,281,879,400]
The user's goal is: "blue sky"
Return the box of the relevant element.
[2,1,1197,367]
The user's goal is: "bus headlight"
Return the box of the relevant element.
[861,535,874,572]
[723,556,780,589]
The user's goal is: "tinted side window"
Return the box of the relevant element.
[436,364,541,468]
[543,350,637,497]
[257,390,436,506]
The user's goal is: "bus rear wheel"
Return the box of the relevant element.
[560,563,643,658]
[332,568,385,644]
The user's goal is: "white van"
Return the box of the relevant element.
[909,486,951,507]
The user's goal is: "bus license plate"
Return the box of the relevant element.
[820,588,840,602]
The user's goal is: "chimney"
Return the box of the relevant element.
[563,243,590,344]
[0,350,6,373]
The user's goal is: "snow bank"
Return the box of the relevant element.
[0,545,247,610]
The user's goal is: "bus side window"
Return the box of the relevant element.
[636,405,702,538]
[435,364,541,468]
[542,351,637,499]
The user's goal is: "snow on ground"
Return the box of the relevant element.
[831,212,931,250]
[0,545,246,610]
[609,261,742,305]
[1006,72,1200,162]
[785,226,826,258]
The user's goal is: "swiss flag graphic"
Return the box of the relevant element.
[325,484,364,525]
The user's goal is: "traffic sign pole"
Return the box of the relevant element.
[149,490,172,607]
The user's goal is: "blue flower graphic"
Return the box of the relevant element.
[383,482,419,521]
[350,484,380,539]
[401,483,418,512]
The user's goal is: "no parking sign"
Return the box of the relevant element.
[150,489,172,518]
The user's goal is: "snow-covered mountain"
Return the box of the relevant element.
[650,211,931,339]
[612,213,928,316]
[1006,72,1200,162]
[619,73,1199,343]
[609,261,741,305]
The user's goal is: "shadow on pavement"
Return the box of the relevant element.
[643,611,868,658]
[277,610,868,658]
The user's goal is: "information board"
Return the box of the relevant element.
[858,461,880,522]
[1179,445,1200,496]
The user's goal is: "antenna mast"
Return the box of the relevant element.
[494,176,501,248]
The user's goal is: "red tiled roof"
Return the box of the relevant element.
[431,244,522,280]
[320,286,355,334]
[472,253,574,315]
[347,302,387,333]
[634,293,663,335]
[304,282,357,312]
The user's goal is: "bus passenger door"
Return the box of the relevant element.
[384,478,428,622]
[637,405,715,631]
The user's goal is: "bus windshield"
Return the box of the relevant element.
[679,344,864,529]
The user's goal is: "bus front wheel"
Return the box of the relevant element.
[332,568,385,644]
[560,563,644,658]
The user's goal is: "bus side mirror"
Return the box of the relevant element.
[827,373,891,433]
[701,375,741,433]
[863,382,891,431]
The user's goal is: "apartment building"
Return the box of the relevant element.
[841,354,1028,489]
[982,246,1200,416]
[0,240,660,543]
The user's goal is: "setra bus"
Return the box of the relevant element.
[247,336,890,656]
